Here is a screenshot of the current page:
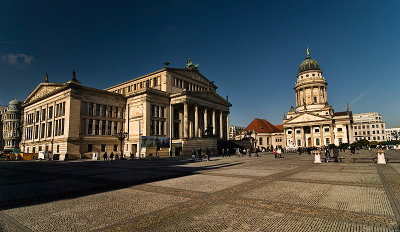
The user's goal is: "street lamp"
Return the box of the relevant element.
[115,130,128,158]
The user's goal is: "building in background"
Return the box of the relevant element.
[352,112,386,142]
[229,125,244,140]
[1,99,22,152]
[282,50,353,148]
[21,60,231,159]
[242,118,284,150]
[386,127,400,141]
[0,105,8,150]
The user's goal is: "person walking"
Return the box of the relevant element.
[273,148,277,158]
[191,148,196,162]
[206,148,211,161]
[198,148,202,161]
[277,147,282,158]
[103,152,108,162]
[110,152,114,162]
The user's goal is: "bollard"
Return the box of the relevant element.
[314,150,321,164]
[377,150,386,164]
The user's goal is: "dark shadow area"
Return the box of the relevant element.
[0,156,243,211]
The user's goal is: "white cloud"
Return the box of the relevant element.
[1,53,34,67]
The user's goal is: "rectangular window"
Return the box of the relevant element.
[101,144,106,152]
[287,131,292,134]
[36,111,40,122]
[47,122,52,137]
[35,125,39,139]
[338,138,343,144]
[101,120,106,135]
[102,105,106,117]
[108,121,112,135]
[376,124,379,128]
[96,104,100,116]
[151,105,155,117]
[161,121,164,135]
[355,132,358,135]
[57,145,59,153]
[337,128,343,132]
[297,139,301,146]
[109,106,113,117]
[40,123,45,138]
[115,107,119,118]
[372,125,375,128]
[88,119,93,135]
[42,109,46,121]
[296,130,301,134]
[325,138,330,145]
[114,121,118,134]
[88,144,93,152]
[150,120,154,135]
[114,145,118,151]
[324,128,329,132]
[48,106,53,119]
[316,138,320,146]
[95,120,100,135]
[314,128,320,133]
[89,103,94,116]
[61,102,65,116]
[314,97,317,103]
[377,136,380,140]
[160,107,164,118]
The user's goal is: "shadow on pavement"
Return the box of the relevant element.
[0,156,243,211]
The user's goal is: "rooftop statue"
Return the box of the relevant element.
[185,58,199,70]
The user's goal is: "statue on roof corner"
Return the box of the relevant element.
[185,58,199,70]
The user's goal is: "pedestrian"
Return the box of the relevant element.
[198,148,202,161]
[273,148,277,158]
[227,148,230,157]
[255,149,259,157]
[277,147,282,158]
[191,148,196,162]
[222,148,225,158]
[206,148,211,161]
[103,152,108,162]
[110,152,114,162]
[297,147,302,156]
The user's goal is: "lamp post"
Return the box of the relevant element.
[116,130,128,158]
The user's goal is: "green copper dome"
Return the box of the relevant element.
[298,56,321,73]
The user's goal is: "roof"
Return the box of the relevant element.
[244,118,283,133]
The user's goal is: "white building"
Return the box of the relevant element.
[386,127,400,141]
[282,49,353,148]
[352,112,386,142]
[229,125,244,140]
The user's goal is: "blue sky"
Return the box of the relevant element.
[0,0,399,128]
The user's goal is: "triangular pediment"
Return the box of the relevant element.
[285,112,331,124]
[168,69,214,86]
[24,83,67,105]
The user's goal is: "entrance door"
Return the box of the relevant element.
[307,137,312,147]
[131,144,137,154]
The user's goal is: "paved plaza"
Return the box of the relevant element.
[1,150,400,231]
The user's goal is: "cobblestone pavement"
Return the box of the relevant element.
[0,149,400,231]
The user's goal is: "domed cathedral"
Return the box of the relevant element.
[1,99,22,151]
[282,48,354,148]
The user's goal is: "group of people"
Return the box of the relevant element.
[233,148,259,157]
[102,152,124,162]
[191,148,211,162]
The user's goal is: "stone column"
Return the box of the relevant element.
[320,125,323,146]
[311,87,314,104]
[194,105,198,137]
[219,111,223,139]
[226,112,230,140]
[212,110,216,135]
[292,127,295,146]
[330,124,334,145]
[183,102,188,138]
[204,108,208,133]
[310,125,314,147]
[170,104,174,139]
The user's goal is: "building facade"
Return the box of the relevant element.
[352,112,386,142]
[21,60,231,159]
[0,105,8,150]
[385,127,399,141]
[1,100,22,151]
[282,50,353,148]
[242,118,284,150]
[229,125,244,140]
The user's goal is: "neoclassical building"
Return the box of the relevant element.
[282,50,353,148]
[2,99,22,151]
[21,60,231,159]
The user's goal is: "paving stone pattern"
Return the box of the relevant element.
[0,149,399,231]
